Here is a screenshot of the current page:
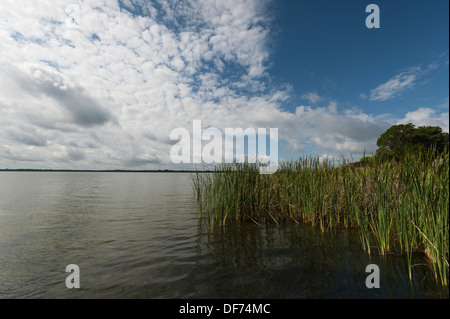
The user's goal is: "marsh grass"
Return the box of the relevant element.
[192,149,449,287]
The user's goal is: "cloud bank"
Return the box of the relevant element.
[0,0,447,169]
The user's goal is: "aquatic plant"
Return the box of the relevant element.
[192,148,449,287]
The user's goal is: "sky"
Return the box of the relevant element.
[0,0,448,170]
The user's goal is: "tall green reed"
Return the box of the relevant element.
[192,149,449,286]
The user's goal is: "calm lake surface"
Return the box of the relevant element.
[0,172,447,299]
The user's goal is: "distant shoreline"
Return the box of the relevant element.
[0,169,213,173]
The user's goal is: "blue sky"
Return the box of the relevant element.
[271,0,449,114]
[270,0,449,158]
[0,0,448,169]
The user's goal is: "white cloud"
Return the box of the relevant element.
[327,101,338,114]
[0,0,440,169]
[289,106,388,155]
[369,63,443,102]
[302,91,323,104]
[397,107,449,132]
[0,0,280,169]
[370,66,423,101]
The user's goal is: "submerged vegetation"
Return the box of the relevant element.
[192,148,449,287]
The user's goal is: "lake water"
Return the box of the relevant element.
[0,172,447,299]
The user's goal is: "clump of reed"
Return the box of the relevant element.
[192,149,449,287]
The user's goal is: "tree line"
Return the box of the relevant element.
[358,123,449,165]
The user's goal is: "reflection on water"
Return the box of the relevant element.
[0,172,447,299]
[195,223,447,299]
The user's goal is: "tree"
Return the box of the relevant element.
[414,126,449,153]
[375,124,416,161]
[375,123,449,161]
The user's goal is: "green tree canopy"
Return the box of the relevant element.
[375,123,449,161]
